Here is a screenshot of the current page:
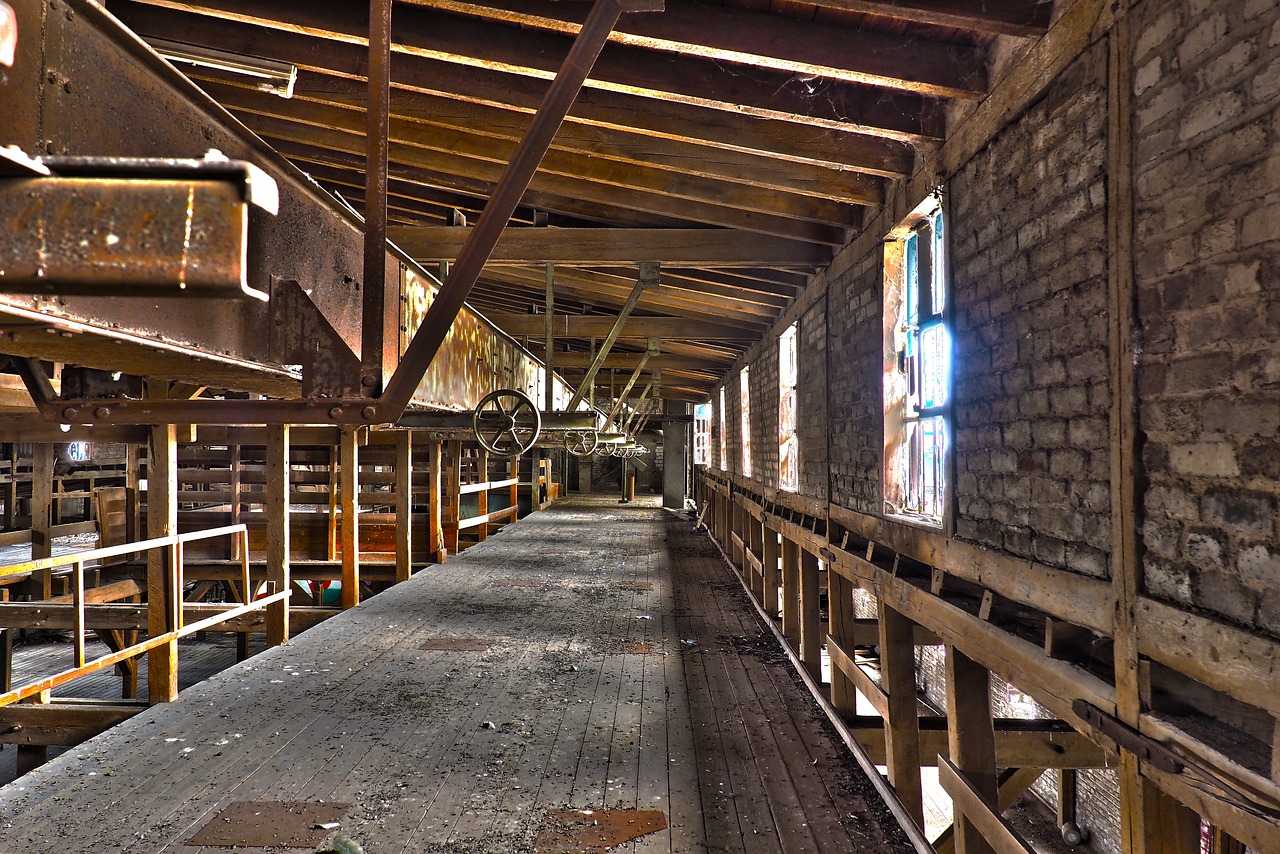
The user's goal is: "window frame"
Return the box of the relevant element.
[882,196,953,531]
[778,322,799,492]
[740,366,752,478]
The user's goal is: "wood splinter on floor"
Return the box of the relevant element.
[534,808,668,853]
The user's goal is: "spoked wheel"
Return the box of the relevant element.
[472,388,542,456]
[565,429,600,457]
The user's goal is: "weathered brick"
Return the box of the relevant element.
[1237,544,1280,590]
[1202,489,1276,535]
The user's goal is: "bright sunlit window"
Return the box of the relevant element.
[884,200,950,525]
[778,323,798,491]
[694,403,711,466]
[718,386,727,470]
[740,367,752,477]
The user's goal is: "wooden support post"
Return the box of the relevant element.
[15,693,48,777]
[429,438,445,562]
[147,423,179,704]
[444,440,461,553]
[1121,775,1202,854]
[339,426,360,609]
[781,536,801,647]
[31,443,53,598]
[879,600,925,829]
[476,446,490,542]
[395,431,413,580]
[799,548,822,682]
[0,626,10,691]
[1057,768,1077,827]
[828,569,856,714]
[946,645,998,854]
[762,525,780,616]
[266,425,290,646]
[126,443,142,544]
[327,445,340,562]
[2,444,15,531]
[509,454,519,523]
[229,444,242,560]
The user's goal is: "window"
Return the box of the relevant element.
[693,403,711,466]
[884,201,950,525]
[778,323,798,491]
[718,386,727,470]
[740,367,752,477]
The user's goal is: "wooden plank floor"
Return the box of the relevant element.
[0,495,912,853]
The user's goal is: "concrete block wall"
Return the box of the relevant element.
[948,43,1112,577]
[1132,0,1280,637]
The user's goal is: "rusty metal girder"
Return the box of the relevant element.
[0,155,278,299]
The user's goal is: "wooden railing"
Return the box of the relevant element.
[0,524,287,707]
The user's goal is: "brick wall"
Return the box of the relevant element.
[948,43,1112,578]
[741,338,778,490]
[1132,0,1280,636]
[798,299,830,500]
[828,250,885,515]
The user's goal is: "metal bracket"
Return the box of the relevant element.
[269,278,362,399]
[1071,700,1184,774]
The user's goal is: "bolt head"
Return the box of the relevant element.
[94,407,112,419]
[361,405,378,420]
[61,406,79,420]
[328,406,344,419]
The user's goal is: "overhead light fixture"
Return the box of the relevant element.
[146,37,297,99]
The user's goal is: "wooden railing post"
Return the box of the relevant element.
[340,426,360,609]
[476,446,490,542]
[946,645,998,854]
[828,569,856,715]
[799,548,822,682]
[266,425,291,644]
[31,443,53,598]
[762,526,780,616]
[879,601,925,829]
[781,536,800,648]
[444,440,461,553]
[395,430,412,581]
[147,423,179,704]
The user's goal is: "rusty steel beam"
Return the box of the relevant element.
[361,0,393,392]
[0,156,278,299]
[44,0,658,426]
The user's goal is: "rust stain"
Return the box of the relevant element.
[419,637,492,651]
[599,641,650,654]
[186,801,350,847]
[535,809,667,853]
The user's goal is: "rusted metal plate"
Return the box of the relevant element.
[185,801,350,847]
[419,637,492,651]
[0,176,259,298]
[535,808,667,853]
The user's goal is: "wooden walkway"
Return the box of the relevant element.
[0,495,912,854]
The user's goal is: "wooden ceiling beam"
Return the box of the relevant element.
[512,263,790,314]
[249,123,852,244]
[288,73,899,192]
[485,313,757,339]
[415,0,987,97]
[115,6,915,173]
[547,352,727,372]
[805,0,1053,38]
[114,0,943,142]
[387,227,831,267]
[206,80,882,216]
[481,267,779,326]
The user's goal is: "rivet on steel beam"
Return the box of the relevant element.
[361,406,377,421]
[329,406,344,419]
[361,374,378,388]
[62,81,72,94]
[94,407,112,419]
[65,7,73,19]
[62,407,80,420]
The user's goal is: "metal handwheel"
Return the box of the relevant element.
[472,388,542,456]
[565,429,600,457]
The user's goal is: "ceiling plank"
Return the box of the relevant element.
[485,313,758,339]
[248,121,852,243]
[287,73,899,192]
[115,0,944,141]
[115,5,916,173]
[803,0,1053,38]
[386,227,831,267]
[212,84,878,220]
[411,0,988,97]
